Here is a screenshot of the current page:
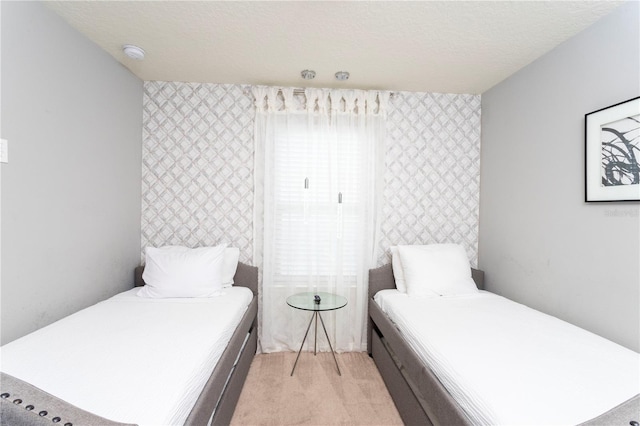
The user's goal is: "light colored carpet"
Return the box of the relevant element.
[231,352,403,425]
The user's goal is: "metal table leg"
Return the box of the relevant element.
[318,312,341,376]
[314,310,318,355]
[291,311,316,376]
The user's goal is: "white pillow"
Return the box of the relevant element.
[138,245,226,298]
[389,246,407,293]
[144,245,239,287]
[397,244,478,297]
[222,247,240,287]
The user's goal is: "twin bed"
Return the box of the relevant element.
[2,242,639,426]
[1,257,258,426]
[368,245,640,426]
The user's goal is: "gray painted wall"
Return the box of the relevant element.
[1,2,143,344]
[480,1,639,351]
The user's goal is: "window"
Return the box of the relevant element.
[253,87,388,352]
[273,123,361,280]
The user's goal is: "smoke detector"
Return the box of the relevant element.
[123,44,145,60]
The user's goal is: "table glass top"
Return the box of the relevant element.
[286,292,348,311]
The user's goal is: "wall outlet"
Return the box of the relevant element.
[0,139,7,163]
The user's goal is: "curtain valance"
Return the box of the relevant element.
[252,86,390,116]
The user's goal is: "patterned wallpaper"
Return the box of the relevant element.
[380,92,481,266]
[141,82,481,266]
[141,83,255,263]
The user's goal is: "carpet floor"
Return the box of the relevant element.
[230,352,403,425]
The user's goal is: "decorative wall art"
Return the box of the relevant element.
[585,97,640,202]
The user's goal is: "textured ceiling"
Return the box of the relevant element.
[45,1,624,94]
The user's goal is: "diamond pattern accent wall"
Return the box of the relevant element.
[141,82,255,263]
[380,92,481,266]
[141,82,481,267]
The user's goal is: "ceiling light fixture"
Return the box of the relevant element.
[335,71,350,81]
[301,69,316,80]
[123,44,145,60]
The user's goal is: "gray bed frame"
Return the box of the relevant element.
[367,263,640,426]
[367,263,482,426]
[0,262,258,426]
[136,261,258,426]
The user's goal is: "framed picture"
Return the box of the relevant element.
[585,96,640,202]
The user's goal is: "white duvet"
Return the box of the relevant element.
[0,286,253,426]
[374,289,640,425]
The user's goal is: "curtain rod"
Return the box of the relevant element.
[243,87,397,98]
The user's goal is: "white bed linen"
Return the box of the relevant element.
[374,289,640,425]
[0,286,253,426]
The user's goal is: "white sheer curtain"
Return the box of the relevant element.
[253,86,388,353]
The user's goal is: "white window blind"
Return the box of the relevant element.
[273,121,361,280]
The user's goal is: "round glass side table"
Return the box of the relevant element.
[286,291,347,376]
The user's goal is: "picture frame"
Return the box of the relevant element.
[585,96,640,202]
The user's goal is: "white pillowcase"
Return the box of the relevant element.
[396,244,478,297]
[138,245,227,298]
[222,247,240,287]
[389,246,407,293]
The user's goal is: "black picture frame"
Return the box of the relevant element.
[585,96,640,202]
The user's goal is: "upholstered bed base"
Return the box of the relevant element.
[186,296,257,425]
[138,261,259,426]
[367,263,640,426]
[0,262,258,426]
[0,372,136,426]
[367,263,479,425]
